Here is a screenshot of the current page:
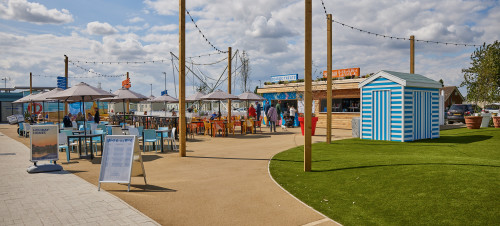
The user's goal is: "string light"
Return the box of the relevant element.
[320,0,481,47]
[70,62,126,77]
[186,9,227,53]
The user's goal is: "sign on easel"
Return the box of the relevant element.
[30,125,59,162]
[98,135,147,192]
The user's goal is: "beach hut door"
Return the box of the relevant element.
[412,91,432,140]
[372,90,391,141]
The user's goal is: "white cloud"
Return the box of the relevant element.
[150,24,177,32]
[86,21,118,35]
[0,0,73,24]
[129,16,144,23]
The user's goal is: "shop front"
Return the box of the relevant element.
[257,79,362,129]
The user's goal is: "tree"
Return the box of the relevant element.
[240,50,251,92]
[461,41,500,104]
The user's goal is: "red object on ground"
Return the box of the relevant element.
[298,117,318,136]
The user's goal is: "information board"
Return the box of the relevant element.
[98,135,146,191]
[30,125,59,162]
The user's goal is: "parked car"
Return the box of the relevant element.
[446,104,481,124]
[482,103,500,115]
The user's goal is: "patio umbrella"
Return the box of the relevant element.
[51,82,115,136]
[13,92,47,119]
[31,88,65,128]
[100,88,148,124]
[237,92,265,117]
[200,89,239,119]
[149,94,179,116]
[186,91,205,111]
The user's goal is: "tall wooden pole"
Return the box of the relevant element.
[304,0,312,172]
[126,72,130,113]
[227,47,232,123]
[30,72,33,115]
[64,55,68,115]
[179,0,186,157]
[326,14,332,144]
[410,35,415,74]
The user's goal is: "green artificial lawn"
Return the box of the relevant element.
[270,128,500,225]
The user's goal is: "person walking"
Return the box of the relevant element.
[267,104,278,132]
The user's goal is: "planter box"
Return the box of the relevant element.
[298,117,318,136]
[481,113,492,128]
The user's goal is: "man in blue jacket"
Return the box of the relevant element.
[255,101,262,121]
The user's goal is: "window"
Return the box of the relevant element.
[320,98,360,112]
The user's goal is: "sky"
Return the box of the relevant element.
[0,0,499,97]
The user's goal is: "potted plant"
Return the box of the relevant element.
[493,113,500,128]
[298,113,318,136]
[464,110,482,129]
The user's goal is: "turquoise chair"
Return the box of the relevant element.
[58,133,77,163]
[18,123,24,136]
[87,130,104,155]
[143,129,158,152]
[97,124,106,133]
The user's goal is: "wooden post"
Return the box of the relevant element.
[326,14,332,144]
[126,72,130,113]
[30,72,33,115]
[64,55,68,115]
[227,47,232,123]
[410,35,415,74]
[304,0,312,172]
[179,0,186,157]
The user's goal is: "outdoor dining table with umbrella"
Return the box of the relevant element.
[51,82,115,160]
[200,90,239,136]
[237,92,265,133]
[13,92,45,122]
[100,88,148,126]
[29,88,65,128]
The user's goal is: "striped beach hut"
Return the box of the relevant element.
[358,70,442,142]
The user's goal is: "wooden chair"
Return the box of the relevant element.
[245,120,254,134]
[212,121,225,137]
[203,121,211,136]
[227,121,235,135]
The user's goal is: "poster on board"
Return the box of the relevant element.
[30,125,59,162]
[98,135,146,191]
[298,100,315,114]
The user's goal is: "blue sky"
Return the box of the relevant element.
[1,0,499,97]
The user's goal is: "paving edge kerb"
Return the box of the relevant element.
[267,149,342,226]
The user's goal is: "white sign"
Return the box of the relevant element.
[30,125,59,162]
[298,100,315,114]
[271,74,298,83]
[99,135,146,191]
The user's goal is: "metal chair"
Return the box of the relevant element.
[164,127,177,151]
[143,129,159,152]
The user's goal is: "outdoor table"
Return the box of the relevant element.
[72,130,85,135]
[67,133,103,160]
[136,115,156,129]
[240,120,258,134]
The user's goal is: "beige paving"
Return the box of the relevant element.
[1,124,351,225]
[0,130,159,226]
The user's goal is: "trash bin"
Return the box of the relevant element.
[352,117,360,138]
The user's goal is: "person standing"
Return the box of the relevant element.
[255,101,262,121]
[264,101,270,126]
[94,108,100,124]
[289,106,296,127]
[276,100,282,126]
[267,104,278,132]
[248,104,256,118]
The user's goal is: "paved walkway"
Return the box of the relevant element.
[0,130,159,225]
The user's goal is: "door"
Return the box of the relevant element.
[413,91,432,140]
[372,90,391,140]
